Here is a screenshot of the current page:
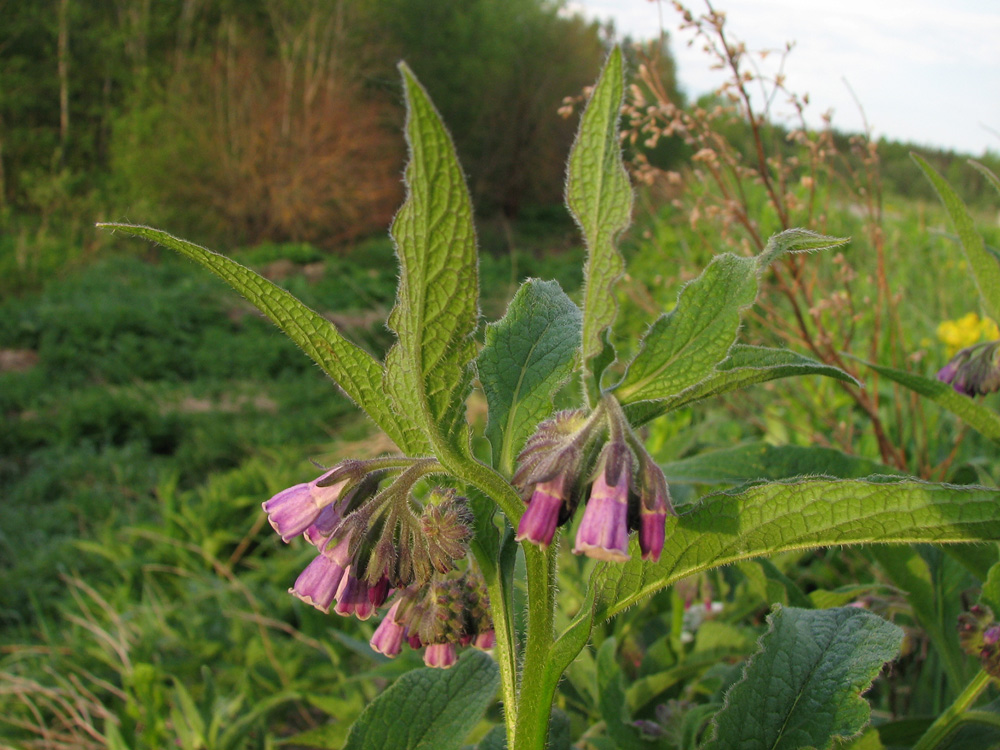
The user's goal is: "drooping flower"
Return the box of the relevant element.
[634,450,673,562]
[512,409,603,546]
[262,470,351,542]
[473,630,496,650]
[512,395,676,563]
[370,600,407,657]
[515,475,568,547]
[936,340,1000,396]
[573,442,631,562]
[423,643,457,669]
[333,571,374,620]
[288,554,347,614]
[368,569,493,668]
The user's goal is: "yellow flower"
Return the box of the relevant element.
[937,313,999,357]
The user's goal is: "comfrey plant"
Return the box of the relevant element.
[101,50,1000,750]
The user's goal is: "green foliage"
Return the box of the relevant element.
[912,155,1000,323]
[658,441,901,485]
[9,29,1000,750]
[384,64,480,455]
[865,361,1000,442]
[566,46,632,401]
[705,606,903,750]
[479,279,582,475]
[342,650,500,750]
[584,477,1000,623]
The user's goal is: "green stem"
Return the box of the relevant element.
[913,669,995,750]
[512,543,558,749]
[478,546,519,742]
[434,446,526,739]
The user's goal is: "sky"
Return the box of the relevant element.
[565,0,1000,156]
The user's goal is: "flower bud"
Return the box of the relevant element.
[421,489,474,573]
[958,604,1000,678]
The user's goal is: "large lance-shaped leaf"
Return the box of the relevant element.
[614,253,758,403]
[478,279,582,475]
[547,478,1000,709]
[343,650,499,750]
[590,477,1000,623]
[623,345,858,426]
[913,153,1000,322]
[95,224,426,454]
[658,441,902,485]
[615,230,847,407]
[384,64,480,454]
[864,360,1000,443]
[705,606,902,750]
[566,46,631,401]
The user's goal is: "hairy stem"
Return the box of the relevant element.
[913,669,994,750]
[512,543,559,749]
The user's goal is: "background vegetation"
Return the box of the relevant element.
[2,0,999,747]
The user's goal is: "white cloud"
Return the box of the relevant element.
[569,0,1000,154]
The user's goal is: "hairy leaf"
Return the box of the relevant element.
[864,360,1000,442]
[757,228,849,267]
[615,253,758,404]
[479,279,582,475]
[596,638,644,749]
[913,153,1000,322]
[658,441,901,485]
[705,606,902,750]
[566,46,631,400]
[384,63,479,454]
[590,477,1000,623]
[616,230,846,411]
[95,223,426,453]
[624,345,858,426]
[343,650,499,750]
[870,546,969,689]
[972,159,1000,202]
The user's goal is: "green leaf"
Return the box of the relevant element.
[384,63,480,454]
[705,606,902,750]
[979,557,1000,615]
[870,546,969,689]
[864,360,1000,442]
[596,638,644,749]
[477,726,507,750]
[615,229,847,413]
[566,46,632,401]
[971,159,1000,202]
[913,153,1000,322]
[96,223,425,453]
[343,650,499,750]
[658,442,901,485]
[590,477,1000,623]
[757,228,849,267]
[614,253,758,404]
[478,279,582,475]
[624,345,858,426]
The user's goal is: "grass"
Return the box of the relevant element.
[0,221,583,747]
